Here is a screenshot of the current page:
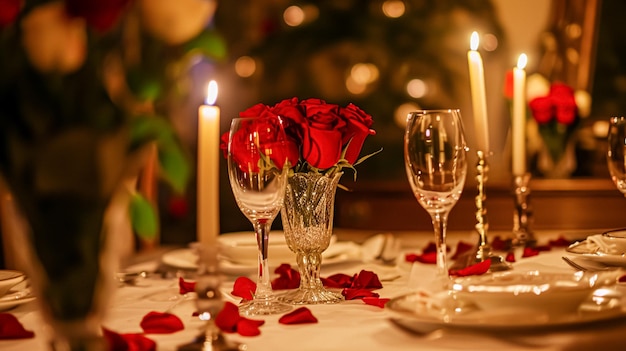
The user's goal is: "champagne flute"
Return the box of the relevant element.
[607,116,626,195]
[404,109,468,285]
[227,116,293,316]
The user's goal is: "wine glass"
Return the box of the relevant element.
[607,116,626,195]
[227,116,293,316]
[404,109,468,285]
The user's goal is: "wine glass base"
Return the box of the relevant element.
[238,298,293,316]
[279,287,344,305]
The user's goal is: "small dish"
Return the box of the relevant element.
[601,228,626,254]
[0,270,25,297]
[0,280,35,311]
[450,270,612,315]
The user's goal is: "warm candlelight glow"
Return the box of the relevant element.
[470,31,479,51]
[198,80,221,261]
[206,80,218,105]
[517,53,528,70]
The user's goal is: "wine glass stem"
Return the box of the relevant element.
[253,219,273,300]
[430,211,449,278]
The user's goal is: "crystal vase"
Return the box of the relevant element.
[280,172,344,304]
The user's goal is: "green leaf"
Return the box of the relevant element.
[130,193,158,240]
[184,30,228,61]
[158,142,191,194]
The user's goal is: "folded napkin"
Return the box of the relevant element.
[216,302,265,336]
[140,311,184,334]
[448,259,491,277]
[103,328,156,351]
[231,276,256,301]
[0,313,34,339]
[278,307,318,324]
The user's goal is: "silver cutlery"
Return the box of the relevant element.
[561,256,618,272]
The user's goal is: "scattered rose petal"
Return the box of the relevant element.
[103,327,156,351]
[451,241,474,260]
[619,275,626,283]
[491,236,509,251]
[422,242,437,253]
[271,264,300,290]
[322,273,353,288]
[139,311,184,334]
[351,270,382,289]
[505,251,516,263]
[405,252,436,264]
[232,276,256,300]
[279,307,318,324]
[362,297,390,308]
[342,288,379,300]
[0,313,34,339]
[449,259,491,277]
[178,277,196,294]
[215,302,264,336]
[549,236,572,247]
[522,247,541,258]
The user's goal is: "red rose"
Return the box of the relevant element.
[0,0,21,27]
[339,103,375,164]
[226,115,299,172]
[297,99,345,169]
[529,96,553,124]
[550,83,577,125]
[64,0,131,32]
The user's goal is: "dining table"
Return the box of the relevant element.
[3,228,626,351]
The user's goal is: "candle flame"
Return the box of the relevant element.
[470,31,479,51]
[517,53,528,70]
[206,80,218,105]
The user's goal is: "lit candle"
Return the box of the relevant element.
[512,54,527,176]
[467,31,490,153]
[198,80,220,250]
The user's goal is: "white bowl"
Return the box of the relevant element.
[0,270,25,297]
[451,271,608,315]
[601,228,626,254]
[218,231,294,265]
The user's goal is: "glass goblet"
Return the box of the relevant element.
[404,109,468,286]
[607,116,626,195]
[227,116,293,316]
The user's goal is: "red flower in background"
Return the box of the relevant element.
[529,82,578,126]
[0,0,21,27]
[65,0,131,32]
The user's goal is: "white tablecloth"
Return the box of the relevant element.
[3,231,626,351]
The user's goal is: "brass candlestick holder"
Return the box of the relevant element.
[512,173,536,249]
[178,246,243,351]
[469,151,510,271]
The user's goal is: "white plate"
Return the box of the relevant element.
[162,241,362,275]
[566,240,626,266]
[0,280,35,311]
[387,290,626,331]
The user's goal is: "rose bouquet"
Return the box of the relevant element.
[221,97,377,178]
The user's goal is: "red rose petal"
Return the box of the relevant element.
[0,313,34,339]
[449,259,491,277]
[139,311,184,334]
[342,288,379,300]
[522,247,540,258]
[362,297,390,308]
[505,251,516,263]
[178,277,196,295]
[103,328,156,351]
[451,241,474,260]
[236,318,265,336]
[279,307,318,325]
[405,252,437,264]
[271,264,301,290]
[351,270,382,289]
[549,236,572,247]
[322,273,353,288]
[232,276,256,300]
[215,302,241,333]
